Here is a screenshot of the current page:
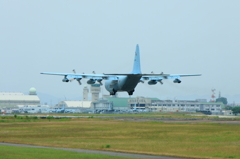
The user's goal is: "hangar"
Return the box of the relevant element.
[58,101,92,108]
[0,87,40,107]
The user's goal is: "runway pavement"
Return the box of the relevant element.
[0,142,186,159]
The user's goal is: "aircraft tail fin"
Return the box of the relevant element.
[131,44,142,74]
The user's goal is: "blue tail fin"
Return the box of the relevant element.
[131,44,142,74]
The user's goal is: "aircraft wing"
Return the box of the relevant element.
[140,74,201,84]
[40,72,119,82]
[141,74,201,80]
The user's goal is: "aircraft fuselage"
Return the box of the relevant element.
[105,75,142,95]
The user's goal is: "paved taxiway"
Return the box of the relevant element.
[0,142,186,159]
[5,114,240,125]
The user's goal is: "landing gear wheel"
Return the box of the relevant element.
[110,89,117,95]
[128,89,134,96]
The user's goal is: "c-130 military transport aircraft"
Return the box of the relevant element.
[41,45,201,96]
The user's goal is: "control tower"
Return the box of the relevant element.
[91,84,101,102]
[83,86,89,101]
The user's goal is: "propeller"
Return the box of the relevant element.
[69,69,76,82]
[69,69,82,85]
[158,79,163,85]
[97,79,103,85]
[76,78,82,85]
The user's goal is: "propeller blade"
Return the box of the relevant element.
[72,69,76,74]
[76,78,82,85]
[70,69,77,82]
[158,80,163,85]
[97,79,103,85]
[70,78,75,82]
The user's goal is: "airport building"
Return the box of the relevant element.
[18,105,50,113]
[55,84,112,111]
[92,98,113,110]
[0,87,40,107]
[150,100,224,115]
[128,96,159,109]
[83,86,89,101]
[58,101,92,108]
[129,97,224,114]
[1,86,225,115]
[90,84,101,102]
[54,84,225,115]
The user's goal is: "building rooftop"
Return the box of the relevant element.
[105,97,130,107]
[105,97,160,107]
[0,94,40,101]
[60,101,92,108]
[0,92,24,96]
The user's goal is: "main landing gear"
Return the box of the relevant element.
[109,89,135,96]
[110,89,117,95]
[128,90,134,96]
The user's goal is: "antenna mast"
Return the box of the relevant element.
[211,89,216,102]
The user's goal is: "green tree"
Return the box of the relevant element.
[216,97,228,105]
[232,107,240,115]
[225,106,232,110]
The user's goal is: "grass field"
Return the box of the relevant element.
[0,145,135,159]
[0,114,240,159]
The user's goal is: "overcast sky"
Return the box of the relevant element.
[1,0,240,103]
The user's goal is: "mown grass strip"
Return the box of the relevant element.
[0,145,136,159]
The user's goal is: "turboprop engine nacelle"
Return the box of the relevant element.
[87,79,96,85]
[173,79,181,83]
[148,80,157,85]
[62,78,69,82]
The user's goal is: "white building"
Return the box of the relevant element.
[90,84,101,102]
[18,105,50,113]
[0,88,40,107]
[150,100,224,115]
[83,86,89,101]
[58,101,92,108]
